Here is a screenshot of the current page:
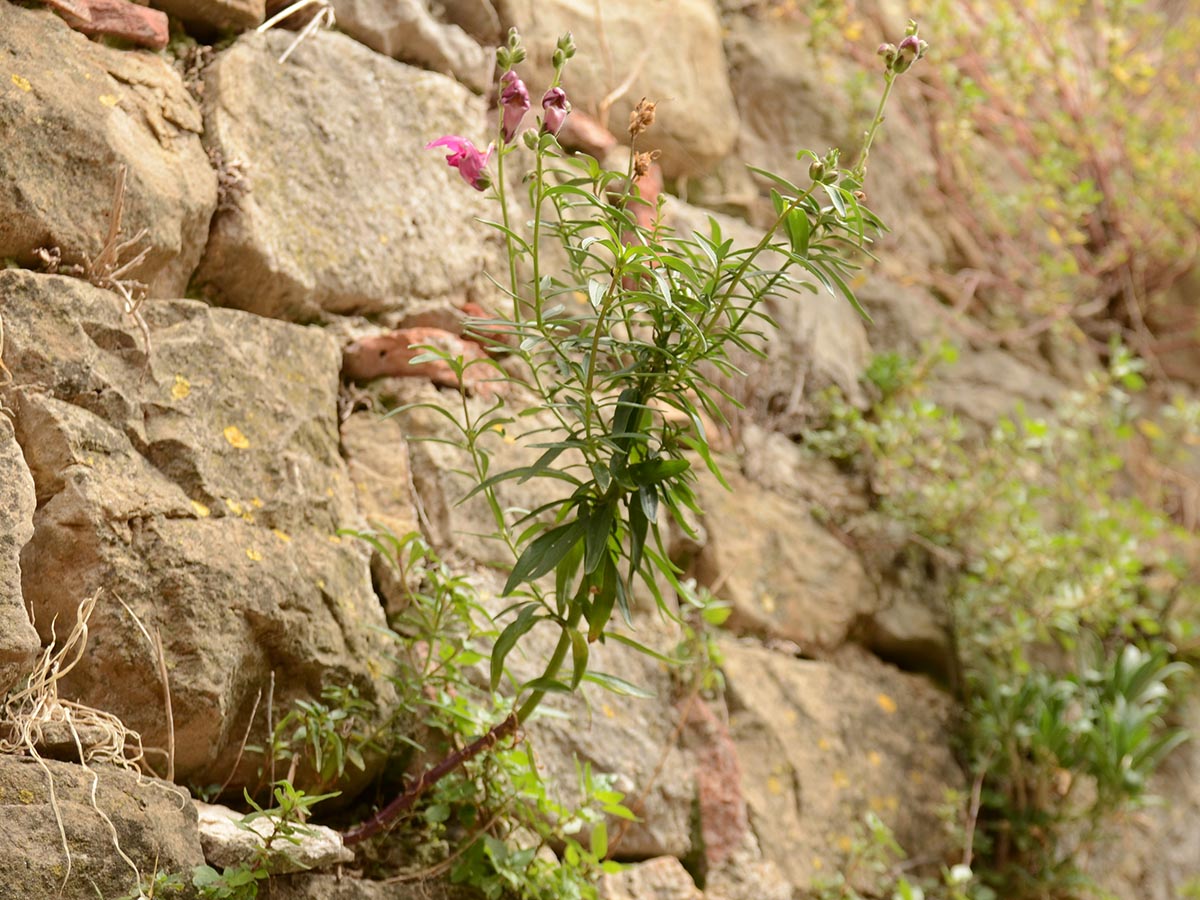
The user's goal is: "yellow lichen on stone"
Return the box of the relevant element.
[272,529,291,543]
[99,94,120,107]
[11,74,30,92]
[246,548,262,561]
[18,788,35,804]
[224,425,251,449]
[191,500,211,518]
[875,693,898,715]
[172,374,191,400]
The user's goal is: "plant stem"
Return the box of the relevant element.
[516,604,585,724]
[853,70,897,182]
[495,146,522,320]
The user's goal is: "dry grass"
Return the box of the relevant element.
[0,592,149,892]
[34,165,154,369]
[257,0,335,64]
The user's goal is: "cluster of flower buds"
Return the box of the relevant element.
[496,27,527,70]
[552,32,576,72]
[877,20,928,75]
[808,147,841,185]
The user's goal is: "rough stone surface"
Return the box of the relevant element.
[0,415,39,695]
[928,346,1067,425]
[340,410,421,616]
[502,0,740,179]
[0,271,395,792]
[0,3,217,298]
[600,856,702,900]
[721,640,963,890]
[195,30,496,322]
[197,801,353,873]
[332,0,493,92]
[150,0,264,33]
[0,755,204,899]
[271,873,483,899]
[694,467,879,655]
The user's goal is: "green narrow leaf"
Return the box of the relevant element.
[490,604,543,691]
[586,556,618,642]
[503,516,587,595]
[569,628,589,690]
[785,207,811,256]
[628,457,690,486]
[519,676,573,695]
[583,671,655,699]
[823,182,846,217]
[584,502,615,575]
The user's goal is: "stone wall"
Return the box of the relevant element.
[0,2,1194,899]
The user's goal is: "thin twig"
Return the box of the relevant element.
[115,595,175,782]
[218,687,262,798]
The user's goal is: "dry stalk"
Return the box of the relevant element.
[115,595,176,782]
[218,686,263,798]
[257,0,335,63]
[84,166,154,368]
[0,309,12,387]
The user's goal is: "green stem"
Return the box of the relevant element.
[516,603,584,723]
[853,70,897,182]
[531,149,546,327]
[495,146,522,320]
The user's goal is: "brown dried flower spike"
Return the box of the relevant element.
[632,149,661,179]
[629,97,657,139]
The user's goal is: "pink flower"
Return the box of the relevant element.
[541,87,570,135]
[425,136,493,191]
[499,70,530,143]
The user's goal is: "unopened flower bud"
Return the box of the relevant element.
[503,27,526,66]
[809,160,826,183]
[556,31,576,60]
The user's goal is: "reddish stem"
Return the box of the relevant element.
[341,713,519,846]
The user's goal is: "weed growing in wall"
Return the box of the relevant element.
[806,345,1195,898]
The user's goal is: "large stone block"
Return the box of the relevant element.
[0,4,216,298]
[332,0,493,92]
[694,467,879,654]
[721,641,962,890]
[195,30,497,322]
[0,756,204,900]
[0,271,395,792]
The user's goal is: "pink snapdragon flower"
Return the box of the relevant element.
[499,70,530,142]
[541,87,570,135]
[425,136,494,191]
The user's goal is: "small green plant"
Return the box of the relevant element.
[190,781,338,900]
[805,345,1195,897]
[339,530,635,900]
[250,683,376,793]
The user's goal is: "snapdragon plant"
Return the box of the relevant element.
[346,22,927,844]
